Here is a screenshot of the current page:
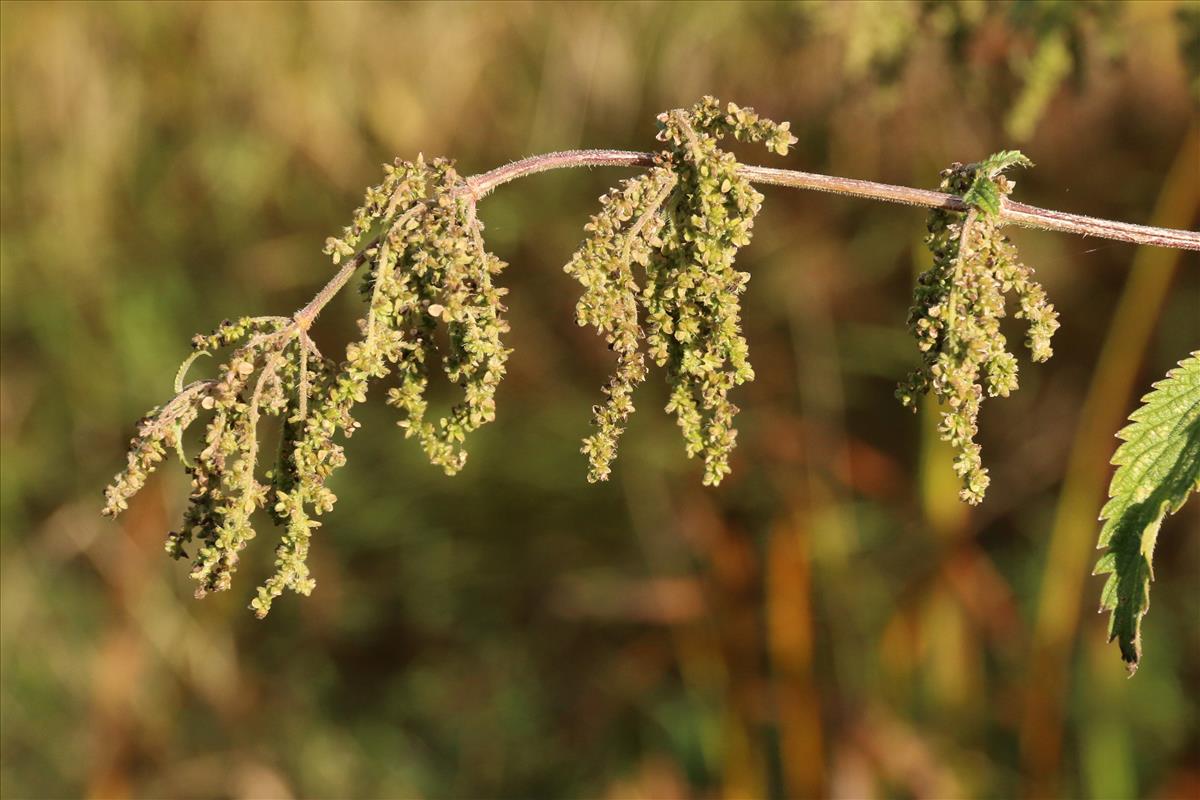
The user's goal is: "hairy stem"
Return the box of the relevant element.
[294,147,1198,334]
[294,251,370,330]
[469,149,1200,250]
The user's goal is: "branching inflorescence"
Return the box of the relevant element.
[565,97,796,485]
[105,97,1198,665]
[897,152,1059,504]
[104,155,511,617]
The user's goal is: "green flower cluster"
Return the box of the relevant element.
[564,97,797,485]
[565,169,674,481]
[897,152,1059,504]
[104,155,509,616]
[375,163,511,477]
[178,319,313,600]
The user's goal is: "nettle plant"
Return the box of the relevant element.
[104,98,1199,672]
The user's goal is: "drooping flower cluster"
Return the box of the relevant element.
[564,96,797,485]
[897,152,1059,504]
[376,166,510,476]
[104,155,509,616]
[565,169,675,481]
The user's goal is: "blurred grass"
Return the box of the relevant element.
[1020,124,1200,799]
[1,2,1198,799]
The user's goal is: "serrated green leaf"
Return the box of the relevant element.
[1093,351,1200,674]
[978,149,1033,177]
[961,150,1032,218]
[962,179,1002,217]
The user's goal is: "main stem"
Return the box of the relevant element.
[302,147,1199,323]
[470,149,1200,250]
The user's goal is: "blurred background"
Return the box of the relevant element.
[1,2,1198,798]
